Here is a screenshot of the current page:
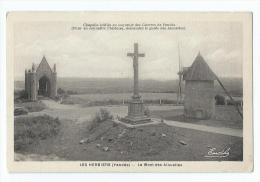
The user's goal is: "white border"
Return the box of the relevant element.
[0,0,259,182]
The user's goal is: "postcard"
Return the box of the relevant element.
[7,11,253,172]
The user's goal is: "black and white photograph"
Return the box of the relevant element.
[7,12,253,172]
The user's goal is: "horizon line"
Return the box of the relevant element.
[14,75,243,82]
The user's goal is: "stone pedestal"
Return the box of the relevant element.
[124,97,150,123]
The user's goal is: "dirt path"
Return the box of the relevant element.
[41,100,80,110]
[29,100,182,124]
[114,118,242,137]
[163,119,242,137]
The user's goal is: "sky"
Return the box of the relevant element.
[13,16,243,81]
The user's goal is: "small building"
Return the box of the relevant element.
[183,52,216,119]
[25,56,57,101]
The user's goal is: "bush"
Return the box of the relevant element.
[84,99,121,107]
[227,100,242,106]
[99,108,113,121]
[54,95,62,102]
[144,107,150,117]
[19,90,28,99]
[87,109,113,131]
[57,88,66,95]
[19,101,46,112]
[215,94,225,105]
[66,90,78,95]
[14,107,29,116]
[58,88,78,97]
[14,90,28,102]
[14,115,61,151]
[60,96,81,105]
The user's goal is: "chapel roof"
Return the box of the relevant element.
[36,56,52,72]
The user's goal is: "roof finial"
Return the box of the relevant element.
[198,51,201,56]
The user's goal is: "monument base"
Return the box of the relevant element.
[123,98,151,124]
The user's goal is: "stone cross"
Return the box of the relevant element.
[127,43,145,99]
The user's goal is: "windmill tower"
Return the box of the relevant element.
[177,43,184,105]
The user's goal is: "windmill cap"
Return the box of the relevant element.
[184,52,216,81]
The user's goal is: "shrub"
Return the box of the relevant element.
[144,107,151,117]
[15,101,46,113]
[60,96,81,105]
[215,94,225,105]
[227,100,242,106]
[21,101,46,112]
[87,109,113,131]
[14,115,61,151]
[84,99,121,107]
[99,108,113,121]
[58,89,78,95]
[61,100,75,105]
[66,90,78,95]
[57,88,66,95]
[19,90,28,99]
[14,90,28,102]
[54,95,62,102]
[14,107,29,116]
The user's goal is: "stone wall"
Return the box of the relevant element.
[27,72,37,101]
[184,80,215,119]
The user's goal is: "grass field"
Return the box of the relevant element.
[61,92,179,106]
[71,92,178,101]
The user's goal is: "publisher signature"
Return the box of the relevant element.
[204,146,230,158]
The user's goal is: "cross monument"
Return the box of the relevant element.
[127,43,145,99]
[123,43,151,123]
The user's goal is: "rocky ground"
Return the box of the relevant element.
[14,100,243,161]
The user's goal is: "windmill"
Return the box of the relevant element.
[177,43,184,105]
